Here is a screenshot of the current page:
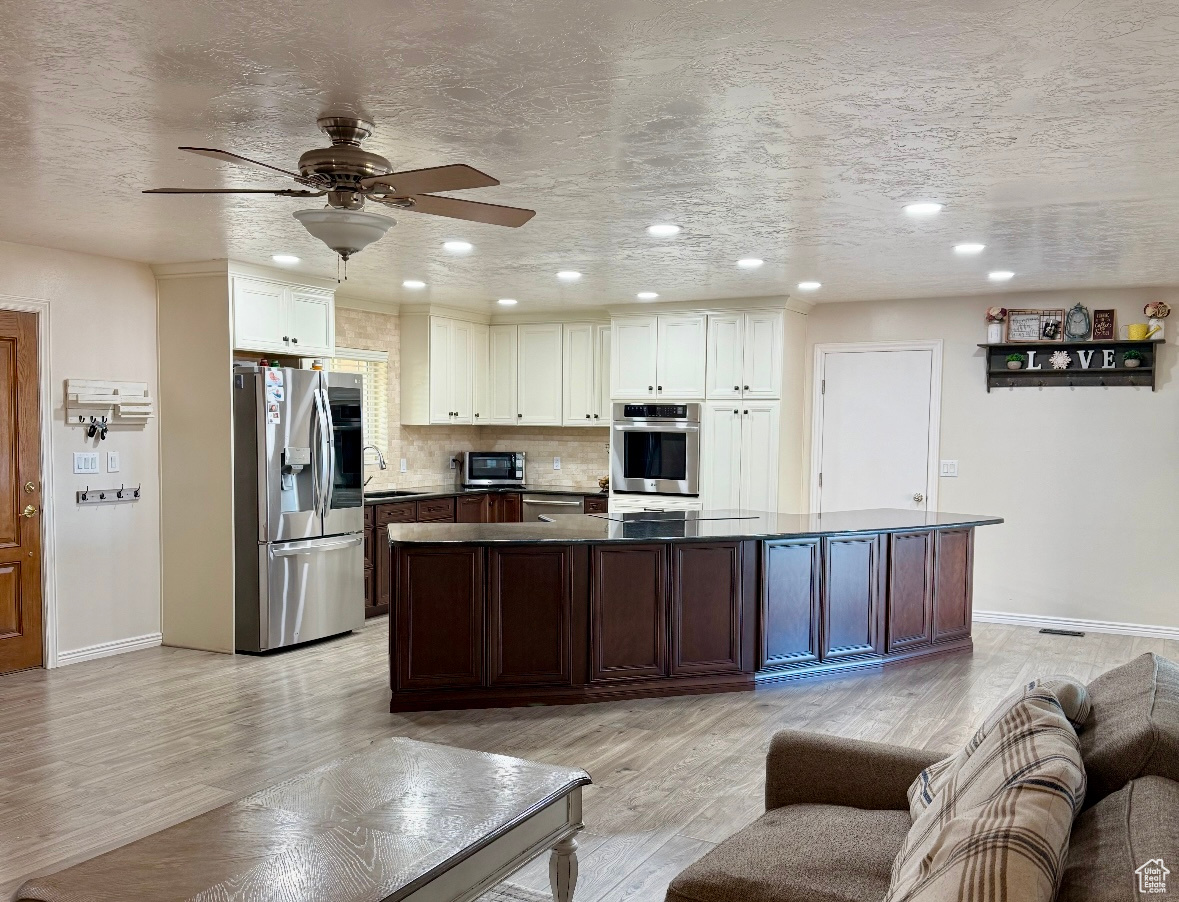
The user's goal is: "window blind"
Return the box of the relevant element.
[330,348,389,463]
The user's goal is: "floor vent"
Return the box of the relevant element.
[1039,628,1086,637]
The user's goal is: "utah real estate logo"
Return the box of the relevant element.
[1135,859,1169,895]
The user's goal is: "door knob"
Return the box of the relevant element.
[913,493,925,503]
[22,505,38,518]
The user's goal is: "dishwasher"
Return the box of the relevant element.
[521,494,585,521]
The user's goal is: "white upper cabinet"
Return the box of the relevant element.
[562,324,598,425]
[233,276,335,357]
[517,323,563,425]
[657,314,707,398]
[611,317,659,399]
[428,317,454,424]
[595,324,612,421]
[486,325,519,424]
[451,319,475,423]
[705,310,782,400]
[742,311,783,399]
[706,315,744,400]
[471,323,490,424]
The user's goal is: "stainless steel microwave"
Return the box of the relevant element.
[610,403,701,496]
[459,451,525,487]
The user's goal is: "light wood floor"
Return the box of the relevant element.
[2,620,1176,901]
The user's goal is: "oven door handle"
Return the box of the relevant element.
[613,424,700,433]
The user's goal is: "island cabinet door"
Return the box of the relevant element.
[670,542,743,675]
[760,538,821,670]
[590,544,668,681]
[396,546,485,690]
[821,535,885,661]
[886,530,934,653]
[488,546,573,686]
[932,528,974,643]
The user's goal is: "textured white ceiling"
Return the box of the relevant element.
[2,0,1178,311]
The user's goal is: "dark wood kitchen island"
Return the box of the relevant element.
[384,509,1002,712]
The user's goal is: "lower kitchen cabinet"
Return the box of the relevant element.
[760,537,821,670]
[456,493,488,523]
[488,546,573,687]
[821,535,884,661]
[933,528,973,642]
[669,542,744,676]
[887,530,934,652]
[395,546,484,690]
[487,492,522,523]
[582,494,608,514]
[589,544,668,681]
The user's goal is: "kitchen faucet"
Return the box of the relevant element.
[363,445,388,487]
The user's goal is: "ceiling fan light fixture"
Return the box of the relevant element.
[292,208,395,260]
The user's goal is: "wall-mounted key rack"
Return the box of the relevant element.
[77,485,142,505]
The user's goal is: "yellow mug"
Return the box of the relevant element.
[1127,323,1161,340]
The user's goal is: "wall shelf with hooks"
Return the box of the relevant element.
[76,485,142,505]
[66,380,155,425]
[978,339,1163,392]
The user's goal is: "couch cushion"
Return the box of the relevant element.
[1080,652,1179,804]
[1058,775,1179,901]
[666,804,911,902]
[888,687,1086,902]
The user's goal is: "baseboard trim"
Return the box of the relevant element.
[57,633,163,666]
[974,610,1179,641]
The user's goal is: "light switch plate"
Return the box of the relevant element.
[73,452,100,474]
[400,458,407,473]
[939,459,959,477]
[107,451,121,473]
[553,457,561,470]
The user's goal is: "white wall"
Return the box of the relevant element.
[0,239,161,663]
[805,287,1179,632]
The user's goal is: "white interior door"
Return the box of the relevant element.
[701,403,743,509]
[815,346,939,514]
[740,402,780,512]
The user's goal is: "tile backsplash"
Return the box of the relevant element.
[336,306,610,490]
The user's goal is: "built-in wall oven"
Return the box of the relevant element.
[610,402,701,496]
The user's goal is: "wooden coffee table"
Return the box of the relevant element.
[16,737,590,902]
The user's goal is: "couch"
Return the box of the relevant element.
[666,652,1179,902]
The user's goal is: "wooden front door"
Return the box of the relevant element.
[0,310,43,674]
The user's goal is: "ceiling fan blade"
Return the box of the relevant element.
[404,193,535,227]
[360,164,499,195]
[179,147,303,179]
[143,188,326,196]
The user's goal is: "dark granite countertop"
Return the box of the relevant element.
[364,483,607,505]
[385,508,1003,544]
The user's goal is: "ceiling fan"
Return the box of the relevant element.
[144,115,535,261]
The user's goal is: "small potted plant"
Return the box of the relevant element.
[1006,352,1026,370]
[986,307,1008,343]
[1123,349,1143,369]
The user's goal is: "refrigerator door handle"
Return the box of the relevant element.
[311,386,330,519]
[321,387,336,518]
[271,535,363,556]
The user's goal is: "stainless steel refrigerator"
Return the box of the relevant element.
[232,365,365,652]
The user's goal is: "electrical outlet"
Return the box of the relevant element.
[73,452,99,474]
[106,451,121,473]
[939,460,959,477]
[449,457,457,469]
[400,458,407,473]
[553,456,561,470]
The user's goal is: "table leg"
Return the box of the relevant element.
[549,835,578,902]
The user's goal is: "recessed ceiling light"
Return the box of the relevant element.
[443,240,473,254]
[954,243,986,255]
[557,271,582,282]
[637,291,659,300]
[646,224,681,238]
[497,298,518,306]
[988,271,1015,282]
[903,202,944,216]
[737,258,764,269]
[797,281,822,291]
[271,254,300,265]
[403,279,426,289]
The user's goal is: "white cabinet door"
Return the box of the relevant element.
[451,319,475,424]
[428,317,454,424]
[287,288,334,357]
[232,277,289,353]
[487,325,518,424]
[657,314,707,398]
[740,402,780,513]
[562,323,597,426]
[701,403,744,510]
[517,323,563,425]
[742,311,783,399]
[706,314,744,399]
[611,317,658,399]
[471,323,490,424]
[595,324,612,422]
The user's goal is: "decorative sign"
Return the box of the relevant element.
[1092,309,1116,341]
[1006,309,1066,342]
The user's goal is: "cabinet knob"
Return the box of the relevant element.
[657,385,663,391]
[743,409,749,414]
[743,384,749,390]
[517,413,523,418]
[282,336,289,342]
[734,385,739,391]
[594,414,599,419]
[291,337,298,344]
[585,414,590,419]
[474,413,480,418]
[648,385,654,391]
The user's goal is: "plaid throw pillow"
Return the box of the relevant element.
[908,677,1091,816]
[887,684,1087,902]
